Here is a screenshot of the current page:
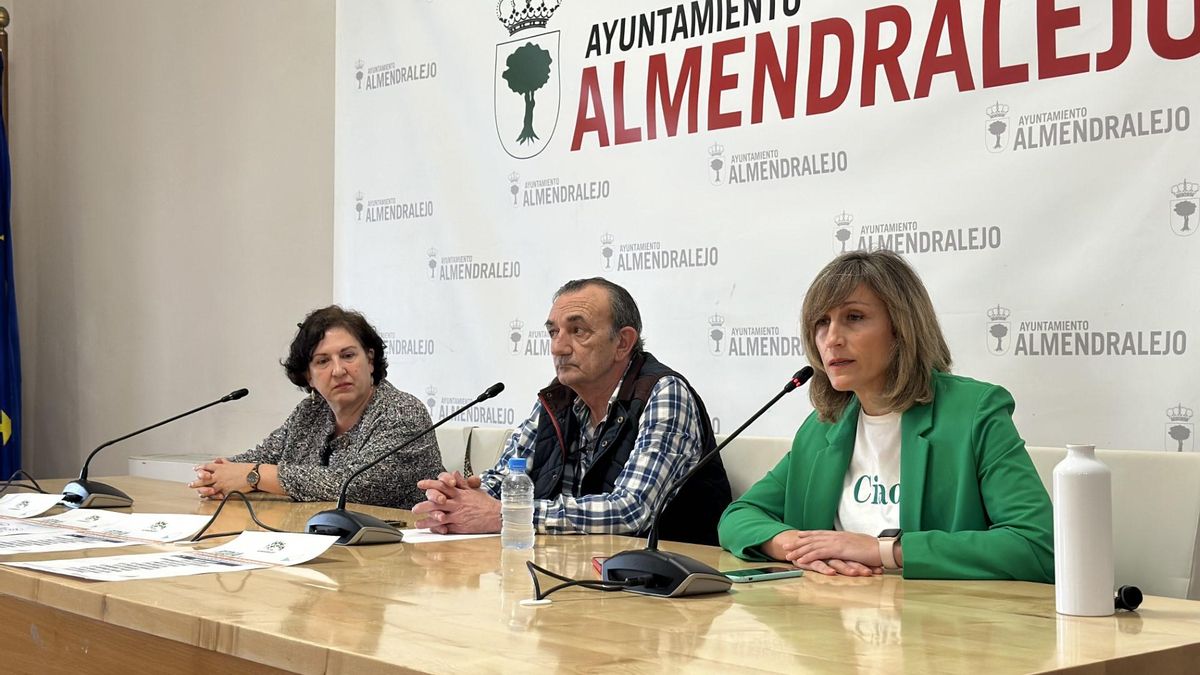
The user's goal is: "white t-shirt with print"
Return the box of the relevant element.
[834,410,902,535]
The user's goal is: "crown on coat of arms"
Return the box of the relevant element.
[1171,179,1198,199]
[496,0,561,36]
[1167,403,1193,422]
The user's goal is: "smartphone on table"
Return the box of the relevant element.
[721,566,805,583]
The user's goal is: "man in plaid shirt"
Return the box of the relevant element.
[413,278,731,544]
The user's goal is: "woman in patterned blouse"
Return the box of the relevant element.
[189,306,445,508]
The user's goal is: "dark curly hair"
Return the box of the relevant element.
[282,305,388,392]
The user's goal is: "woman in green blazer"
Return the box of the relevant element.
[718,250,1054,582]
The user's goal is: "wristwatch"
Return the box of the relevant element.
[246,463,262,492]
[878,528,902,569]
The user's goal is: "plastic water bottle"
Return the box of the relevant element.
[1053,444,1114,616]
[501,457,535,550]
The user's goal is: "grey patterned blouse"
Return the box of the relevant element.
[228,380,444,509]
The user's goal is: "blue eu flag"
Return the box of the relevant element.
[0,51,20,477]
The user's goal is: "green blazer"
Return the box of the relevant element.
[718,372,1054,583]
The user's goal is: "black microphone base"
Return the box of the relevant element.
[601,548,732,598]
[306,508,404,546]
[60,480,134,509]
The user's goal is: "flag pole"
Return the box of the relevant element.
[0,6,8,134]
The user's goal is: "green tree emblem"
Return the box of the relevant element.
[502,42,553,145]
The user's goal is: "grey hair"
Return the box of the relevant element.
[553,277,646,353]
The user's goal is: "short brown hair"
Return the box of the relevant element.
[801,250,951,422]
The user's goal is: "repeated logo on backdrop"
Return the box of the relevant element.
[1165,403,1194,452]
[707,142,849,187]
[430,386,517,426]
[600,233,616,269]
[984,102,1011,153]
[1169,179,1198,237]
[508,318,551,357]
[507,173,521,206]
[505,170,611,208]
[832,212,1002,256]
[494,0,563,159]
[707,144,726,186]
[985,305,1012,355]
[832,211,854,254]
[353,57,438,92]
[705,311,804,358]
[380,331,435,358]
[602,232,719,273]
[353,190,433,223]
[983,101,1190,154]
[426,246,522,282]
[984,306,1187,357]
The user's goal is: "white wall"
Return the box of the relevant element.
[10,0,335,478]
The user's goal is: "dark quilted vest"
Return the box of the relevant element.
[527,352,731,545]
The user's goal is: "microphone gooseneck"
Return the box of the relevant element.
[64,388,250,509]
[333,382,504,511]
[644,366,813,551]
[307,382,505,545]
[601,367,814,598]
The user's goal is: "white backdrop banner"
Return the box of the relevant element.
[335,0,1199,452]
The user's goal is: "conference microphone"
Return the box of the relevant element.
[306,382,505,546]
[61,388,250,509]
[601,366,815,598]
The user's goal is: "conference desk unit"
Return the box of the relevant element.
[0,477,1197,674]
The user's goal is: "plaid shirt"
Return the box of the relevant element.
[478,375,704,534]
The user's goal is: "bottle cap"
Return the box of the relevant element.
[507,457,527,472]
[1115,585,1143,611]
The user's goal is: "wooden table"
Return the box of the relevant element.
[0,477,1198,674]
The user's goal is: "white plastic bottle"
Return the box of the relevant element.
[1053,444,1114,616]
[501,457,535,550]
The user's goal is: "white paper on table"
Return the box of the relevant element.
[7,550,267,581]
[5,531,339,581]
[0,512,212,554]
[88,513,212,543]
[28,511,208,542]
[0,518,59,537]
[399,528,500,544]
[0,531,147,555]
[33,509,129,531]
[197,531,339,565]
[0,493,66,519]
